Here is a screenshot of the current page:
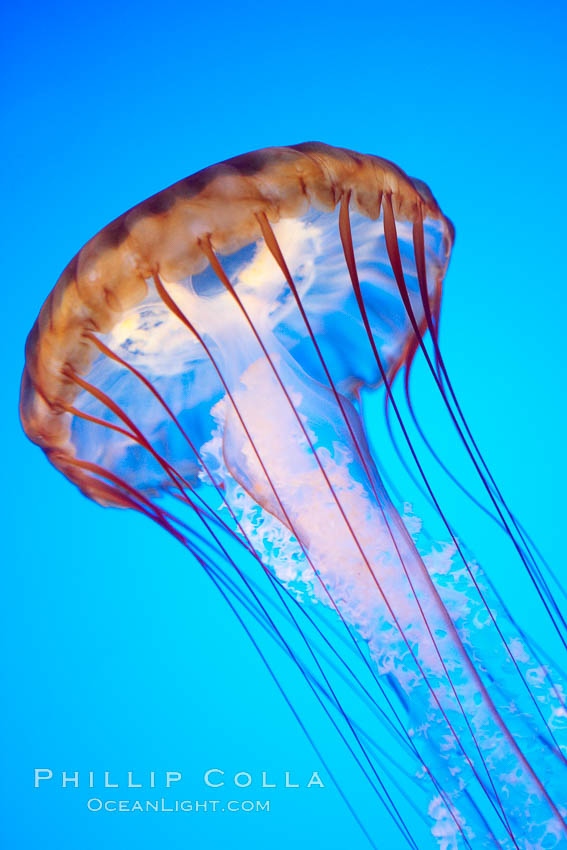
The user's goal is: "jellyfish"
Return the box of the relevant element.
[20,143,567,849]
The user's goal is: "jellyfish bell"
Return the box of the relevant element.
[21,144,447,485]
[20,143,567,849]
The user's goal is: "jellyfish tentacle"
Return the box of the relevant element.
[80,334,432,849]
[65,363,405,844]
[410,205,567,652]
[254,209,550,841]
[196,234,537,844]
[90,334,452,816]
[387,204,567,758]
[199,537,434,838]
[385,367,567,747]
[62,214,567,840]
[341,192,567,843]
[401,358,567,728]
[68,383,385,760]
[64,404,138,442]
[64,366,194,500]
[169,485,384,849]
[404,358,567,613]
[413,201,561,592]
[179,471,418,849]
[61,455,187,540]
[64,418,426,847]
[93,271,469,836]
[152,272,366,622]
[153,267,499,844]
[187,541,383,850]
[338,195,530,844]
[409,208,567,761]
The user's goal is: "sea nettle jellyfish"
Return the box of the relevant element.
[20,144,567,849]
